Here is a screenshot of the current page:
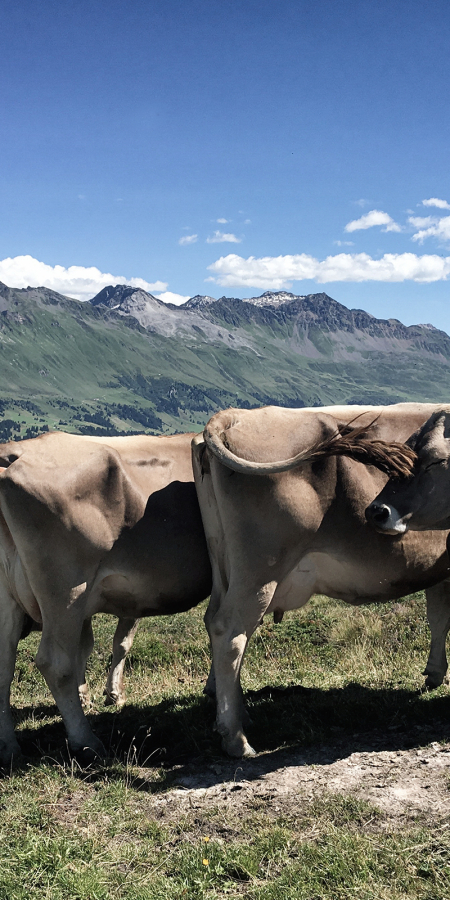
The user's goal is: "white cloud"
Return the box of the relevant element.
[410,215,450,244]
[244,219,251,225]
[345,209,401,233]
[334,240,354,247]
[0,255,167,301]
[216,218,229,224]
[156,291,190,306]
[409,216,436,228]
[206,231,241,244]
[422,197,450,210]
[207,251,450,289]
[355,198,368,207]
[408,216,439,228]
[178,234,198,245]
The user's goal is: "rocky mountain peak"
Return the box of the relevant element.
[118,291,163,315]
[183,294,217,309]
[90,284,162,311]
[91,284,136,309]
[244,290,305,308]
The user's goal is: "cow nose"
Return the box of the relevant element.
[366,502,392,524]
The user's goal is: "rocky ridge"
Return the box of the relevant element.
[88,285,450,359]
[4,281,448,359]
[2,278,450,436]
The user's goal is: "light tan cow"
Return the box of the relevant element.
[192,403,450,758]
[0,431,211,765]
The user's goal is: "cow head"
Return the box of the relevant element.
[366,409,450,534]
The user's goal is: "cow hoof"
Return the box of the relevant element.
[241,742,257,758]
[221,735,256,758]
[104,690,125,707]
[422,671,445,690]
[423,677,443,691]
[71,739,107,767]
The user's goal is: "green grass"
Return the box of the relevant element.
[1,772,449,899]
[2,593,450,898]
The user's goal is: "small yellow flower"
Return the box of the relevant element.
[202,859,209,866]
[203,836,210,842]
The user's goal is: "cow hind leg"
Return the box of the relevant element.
[210,580,277,758]
[0,589,25,766]
[35,587,106,763]
[77,618,94,708]
[423,582,450,688]
[203,589,220,698]
[104,617,140,706]
[204,593,254,728]
[203,661,216,698]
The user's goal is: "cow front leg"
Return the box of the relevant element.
[210,580,276,758]
[0,588,25,766]
[423,582,450,688]
[104,617,140,706]
[35,590,105,763]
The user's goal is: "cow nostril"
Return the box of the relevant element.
[367,503,391,523]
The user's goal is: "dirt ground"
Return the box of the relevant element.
[143,725,450,831]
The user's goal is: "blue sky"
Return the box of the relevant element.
[1,0,450,329]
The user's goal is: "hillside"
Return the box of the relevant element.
[1,280,450,440]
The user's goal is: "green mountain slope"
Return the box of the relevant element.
[1,281,450,440]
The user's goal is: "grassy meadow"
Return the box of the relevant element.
[1,592,450,899]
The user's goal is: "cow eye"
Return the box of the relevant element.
[424,458,447,471]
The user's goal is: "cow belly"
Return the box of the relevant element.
[269,555,318,612]
[11,553,42,623]
[96,569,207,618]
[92,572,159,618]
[269,551,393,613]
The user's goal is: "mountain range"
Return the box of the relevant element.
[1,279,450,440]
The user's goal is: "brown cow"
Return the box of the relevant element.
[192,403,450,758]
[0,431,211,765]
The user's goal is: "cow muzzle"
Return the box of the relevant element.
[365,502,408,535]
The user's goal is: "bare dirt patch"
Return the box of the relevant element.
[142,730,450,834]
[52,788,88,829]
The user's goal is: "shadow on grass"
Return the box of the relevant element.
[9,681,450,788]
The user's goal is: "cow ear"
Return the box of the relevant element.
[408,410,450,453]
[426,414,450,457]
[431,412,450,443]
[442,412,450,440]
